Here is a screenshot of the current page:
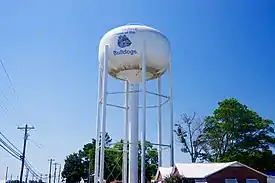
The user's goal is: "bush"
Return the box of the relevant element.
[163,174,189,183]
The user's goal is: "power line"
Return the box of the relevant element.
[0,59,19,101]
[25,159,41,177]
[0,60,20,116]
[0,138,21,157]
[29,138,44,149]
[0,91,8,100]
[0,132,22,153]
[0,144,40,180]
[25,163,40,179]
[0,143,21,160]
[25,163,40,176]
[0,146,41,180]
[0,130,43,179]
[0,138,41,179]
[0,104,8,114]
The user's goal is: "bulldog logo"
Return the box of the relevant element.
[117,35,132,48]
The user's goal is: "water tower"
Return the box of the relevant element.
[93,24,174,183]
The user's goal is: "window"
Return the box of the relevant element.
[195,181,207,183]
[195,179,207,183]
[225,179,238,183]
[246,179,259,183]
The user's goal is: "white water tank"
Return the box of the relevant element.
[98,24,171,83]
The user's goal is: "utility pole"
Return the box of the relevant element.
[45,174,49,183]
[25,168,29,183]
[53,163,58,183]
[48,159,55,183]
[18,124,35,183]
[58,164,61,183]
[5,166,8,181]
[10,174,12,181]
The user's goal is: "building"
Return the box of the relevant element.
[154,161,268,183]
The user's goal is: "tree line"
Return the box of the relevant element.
[61,133,158,183]
[174,98,275,172]
[61,98,275,183]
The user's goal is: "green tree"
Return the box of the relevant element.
[62,153,85,183]
[174,113,204,162]
[138,141,158,182]
[62,133,112,183]
[104,140,158,182]
[104,142,123,181]
[62,134,158,183]
[199,98,275,171]
[78,142,96,182]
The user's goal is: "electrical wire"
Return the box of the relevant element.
[0,132,22,153]
[0,138,21,157]
[0,60,20,101]
[0,91,8,100]
[25,163,40,179]
[0,143,41,180]
[0,143,21,160]
[26,159,41,177]
[0,60,20,117]
[0,61,42,180]
[0,132,43,179]
[29,139,44,148]
[0,104,8,114]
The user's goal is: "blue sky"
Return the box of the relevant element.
[0,0,275,180]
